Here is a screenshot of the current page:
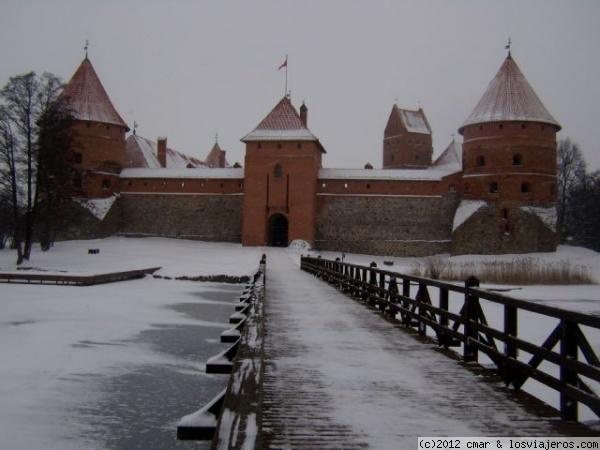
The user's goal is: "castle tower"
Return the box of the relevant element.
[383,105,432,169]
[62,57,130,198]
[453,52,561,254]
[241,97,325,247]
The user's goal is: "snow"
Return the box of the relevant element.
[319,167,456,181]
[400,109,431,134]
[241,129,317,141]
[75,195,118,220]
[1,237,599,448]
[453,199,487,230]
[120,167,244,180]
[460,56,560,131]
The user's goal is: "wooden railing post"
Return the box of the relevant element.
[503,304,518,385]
[464,276,480,363]
[438,288,450,347]
[369,262,378,306]
[560,320,578,421]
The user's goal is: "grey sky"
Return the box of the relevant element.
[2,1,599,169]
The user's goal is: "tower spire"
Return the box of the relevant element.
[84,39,89,59]
[505,37,512,59]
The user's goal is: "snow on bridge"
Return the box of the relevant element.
[257,249,597,449]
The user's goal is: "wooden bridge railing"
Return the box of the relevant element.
[300,256,600,423]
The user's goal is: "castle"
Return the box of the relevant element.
[61,49,560,256]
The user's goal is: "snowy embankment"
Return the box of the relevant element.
[0,237,599,448]
[0,237,264,450]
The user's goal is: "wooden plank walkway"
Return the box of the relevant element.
[0,267,161,286]
[260,250,598,449]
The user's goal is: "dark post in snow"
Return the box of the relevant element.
[463,276,480,362]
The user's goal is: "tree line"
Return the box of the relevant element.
[0,72,76,264]
[557,138,600,251]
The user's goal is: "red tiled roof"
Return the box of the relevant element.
[62,58,129,130]
[460,55,560,132]
[242,97,317,141]
[205,141,229,168]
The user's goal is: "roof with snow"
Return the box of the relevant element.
[432,140,462,172]
[120,167,243,179]
[125,134,207,169]
[62,58,129,130]
[318,166,457,181]
[459,54,560,133]
[241,97,323,148]
[393,106,432,135]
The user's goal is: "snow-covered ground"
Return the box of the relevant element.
[0,238,599,448]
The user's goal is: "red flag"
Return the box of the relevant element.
[278,56,287,71]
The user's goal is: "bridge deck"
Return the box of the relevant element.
[260,250,598,449]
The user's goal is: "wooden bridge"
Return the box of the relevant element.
[179,251,600,449]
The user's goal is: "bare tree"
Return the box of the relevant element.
[0,71,67,264]
[556,138,587,243]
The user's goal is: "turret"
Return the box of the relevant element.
[452,51,561,254]
[61,57,129,198]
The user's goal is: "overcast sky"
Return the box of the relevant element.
[2,1,599,170]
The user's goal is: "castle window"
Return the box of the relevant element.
[274,164,283,179]
[476,155,485,167]
[521,123,526,129]
[449,185,456,193]
[257,143,262,149]
[513,154,523,165]
[161,181,166,187]
[322,183,326,188]
[200,182,205,188]
[344,183,348,189]
[102,179,111,190]
[74,152,83,164]
[297,143,302,149]
[499,124,504,129]
[277,143,282,149]
[502,208,510,233]
[239,182,243,188]
[220,183,224,188]
[489,182,499,194]
[366,183,371,189]
[521,182,531,193]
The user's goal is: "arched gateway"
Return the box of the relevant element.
[268,214,289,247]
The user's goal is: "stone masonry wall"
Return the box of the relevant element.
[451,203,556,255]
[119,194,243,242]
[315,194,460,256]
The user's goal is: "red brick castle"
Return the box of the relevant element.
[61,50,560,256]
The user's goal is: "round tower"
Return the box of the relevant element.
[453,52,561,254]
[62,57,130,198]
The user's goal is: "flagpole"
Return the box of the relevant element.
[285,54,288,97]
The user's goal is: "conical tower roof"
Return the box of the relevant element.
[459,55,560,134]
[241,96,318,142]
[62,58,130,131]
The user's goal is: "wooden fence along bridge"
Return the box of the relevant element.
[178,252,600,449]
